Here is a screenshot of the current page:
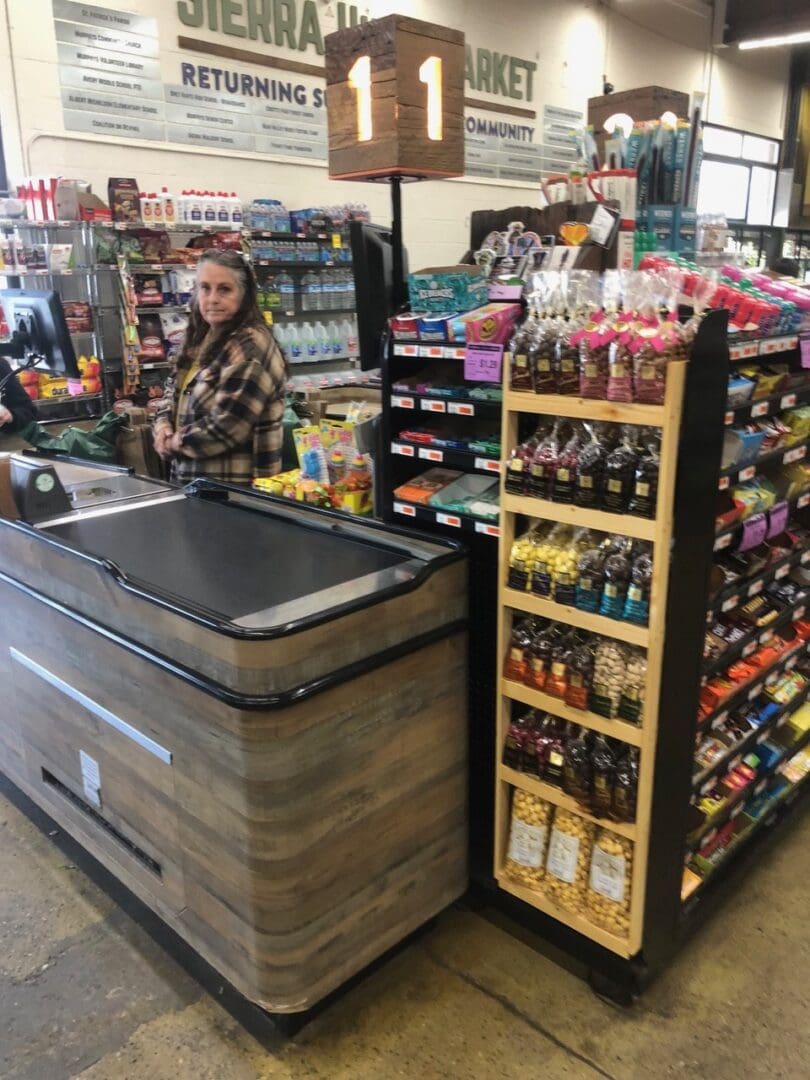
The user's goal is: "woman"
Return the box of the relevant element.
[154,249,286,485]
[0,357,37,434]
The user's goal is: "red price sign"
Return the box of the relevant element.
[464,343,503,383]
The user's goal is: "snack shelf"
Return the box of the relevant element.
[718,437,810,489]
[499,765,638,839]
[684,743,810,908]
[105,221,239,233]
[501,491,657,541]
[714,489,810,552]
[389,392,502,419]
[702,593,808,680]
[504,388,666,427]
[272,307,357,321]
[34,392,102,408]
[501,677,644,747]
[687,724,810,852]
[495,874,633,958]
[707,547,810,620]
[392,499,500,538]
[503,586,649,647]
[119,262,199,272]
[698,638,809,733]
[392,341,467,360]
[9,267,115,276]
[724,382,810,427]
[134,305,190,315]
[728,334,798,362]
[247,230,346,241]
[693,682,810,792]
[252,259,350,270]
[390,440,502,476]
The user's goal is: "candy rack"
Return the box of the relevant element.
[490,310,747,1000]
[495,345,688,959]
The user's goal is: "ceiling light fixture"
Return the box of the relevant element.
[738,30,810,50]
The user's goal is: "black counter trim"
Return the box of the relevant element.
[0,570,467,711]
[6,490,466,641]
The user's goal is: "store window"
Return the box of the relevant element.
[697,124,780,226]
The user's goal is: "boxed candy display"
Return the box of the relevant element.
[408,265,488,313]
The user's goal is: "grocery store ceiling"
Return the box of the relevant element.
[608,0,810,50]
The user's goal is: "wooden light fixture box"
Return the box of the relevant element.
[325,15,465,181]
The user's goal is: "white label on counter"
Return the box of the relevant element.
[436,512,462,528]
[475,522,500,537]
[419,448,443,462]
[391,442,414,457]
[448,401,475,416]
[421,399,446,413]
[79,750,101,809]
[391,395,414,409]
[508,819,547,868]
[546,828,580,884]
[393,501,415,517]
[590,846,627,903]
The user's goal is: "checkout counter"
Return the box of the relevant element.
[0,455,469,1013]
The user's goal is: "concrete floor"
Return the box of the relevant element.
[3,773,810,1080]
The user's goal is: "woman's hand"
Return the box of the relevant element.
[0,405,13,428]
[153,425,174,459]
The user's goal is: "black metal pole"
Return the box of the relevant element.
[390,175,406,310]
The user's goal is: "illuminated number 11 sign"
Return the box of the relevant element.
[348,54,443,142]
[326,15,464,181]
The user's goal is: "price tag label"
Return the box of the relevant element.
[781,393,798,410]
[475,522,500,537]
[768,503,790,540]
[715,532,734,552]
[803,551,810,564]
[731,803,744,819]
[739,465,757,481]
[450,347,466,360]
[739,513,767,552]
[391,395,415,409]
[784,445,807,465]
[759,629,773,645]
[756,779,768,794]
[419,447,444,462]
[449,402,475,416]
[751,402,769,418]
[796,605,806,621]
[722,594,740,612]
[436,512,461,528]
[801,334,810,370]
[712,711,729,732]
[757,730,770,744]
[749,682,764,700]
[422,345,444,358]
[743,641,757,658]
[749,578,766,595]
[776,563,791,579]
[729,754,742,772]
[799,492,810,509]
[700,778,716,796]
[393,501,415,517]
[398,343,419,357]
[391,442,415,457]
[718,475,730,491]
[464,343,504,383]
[729,345,744,361]
[475,457,501,473]
[421,399,446,413]
[724,411,734,426]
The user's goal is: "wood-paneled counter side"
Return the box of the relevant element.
[0,575,468,1011]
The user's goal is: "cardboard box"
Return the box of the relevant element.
[408,265,488,313]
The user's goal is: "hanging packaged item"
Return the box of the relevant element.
[504,791,553,890]
[586,830,634,936]
[545,808,596,913]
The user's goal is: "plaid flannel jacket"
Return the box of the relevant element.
[156,323,285,486]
